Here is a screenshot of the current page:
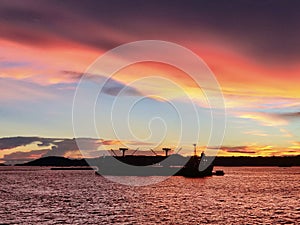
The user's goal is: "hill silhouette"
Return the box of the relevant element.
[19,156,89,167]
[15,155,300,167]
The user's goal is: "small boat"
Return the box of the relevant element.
[213,170,225,176]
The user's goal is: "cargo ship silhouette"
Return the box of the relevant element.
[95,144,214,177]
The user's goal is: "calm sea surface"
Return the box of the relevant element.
[0,167,299,224]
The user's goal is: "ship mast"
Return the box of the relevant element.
[193,144,197,157]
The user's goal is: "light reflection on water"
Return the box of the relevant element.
[0,167,299,224]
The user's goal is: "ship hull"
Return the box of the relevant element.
[94,156,214,178]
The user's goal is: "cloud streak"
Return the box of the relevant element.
[2,149,48,163]
[0,137,155,163]
[238,112,289,126]
[1,0,300,63]
[237,110,300,127]
[0,136,55,150]
[211,144,300,156]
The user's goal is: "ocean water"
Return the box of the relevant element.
[0,167,299,224]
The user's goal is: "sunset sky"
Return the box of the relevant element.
[1,0,300,163]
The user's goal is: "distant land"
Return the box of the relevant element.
[6,155,300,167]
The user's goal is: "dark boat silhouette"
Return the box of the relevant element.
[95,145,214,178]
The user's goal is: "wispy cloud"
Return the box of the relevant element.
[218,145,257,154]
[63,70,143,97]
[101,78,142,97]
[279,112,300,119]
[237,112,289,126]
[0,60,30,68]
[0,78,57,102]
[279,128,294,138]
[243,130,269,137]
[237,110,300,127]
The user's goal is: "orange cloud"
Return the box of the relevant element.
[100,139,122,146]
[288,142,300,150]
[0,38,99,85]
[0,140,53,161]
[200,42,300,98]
[216,144,300,157]
[2,149,48,162]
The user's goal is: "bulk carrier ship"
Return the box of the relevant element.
[95,144,215,178]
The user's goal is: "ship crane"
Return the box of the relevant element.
[110,149,117,156]
[119,148,128,157]
[150,148,158,156]
[162,148,171,157]
[131,147,139,156]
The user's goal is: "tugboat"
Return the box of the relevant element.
[95,144,214,177]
